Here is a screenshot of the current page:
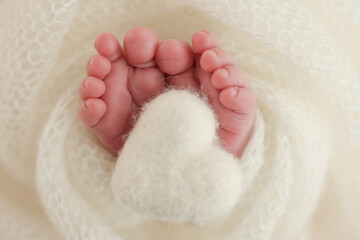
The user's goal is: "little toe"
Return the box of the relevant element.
[211,66,247,89]
[86,55,111,79]
[78,98,106,127]
[124,26,158,68]
[155,39,195,75]
[200,48,235,73]
[94,32,123,62]
[79,76,106,100]
[191,30,219,54]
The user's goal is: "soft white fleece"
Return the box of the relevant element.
[111,90,243,225]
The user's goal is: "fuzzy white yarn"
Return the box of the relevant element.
[0,0,359,240]
[112,90,243,225]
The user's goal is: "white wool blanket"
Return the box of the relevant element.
[0,0,360,239]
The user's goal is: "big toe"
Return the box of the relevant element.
[155,39,195,75]
[124,26,158,68]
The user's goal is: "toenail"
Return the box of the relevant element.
[208,49,219,60]
[84,100,90,111]
[209,50,218,57]
[219,68,229,79]
[88,57,94,66]
[83,78,89,88]
[229,87,239,97]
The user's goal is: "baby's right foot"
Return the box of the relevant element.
[78,26,196,154]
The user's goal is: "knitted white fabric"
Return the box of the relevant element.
[0,0,359,240]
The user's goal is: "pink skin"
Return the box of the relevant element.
[78,26,256,156]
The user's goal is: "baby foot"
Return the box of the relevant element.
[192,31,256,156]
[78,26,195,154]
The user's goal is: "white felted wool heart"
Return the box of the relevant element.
[111,90,243,225]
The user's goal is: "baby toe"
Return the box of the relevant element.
[211,66,247,89]
[200,48,235,73]
[191,30,219,54]
[124,26,158,68]
[155,39,195,75]
[78,98,107,127]
[94,32,123,62]
[219,87,256,116]
[79,76,106,100]
[86,55,111,79]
